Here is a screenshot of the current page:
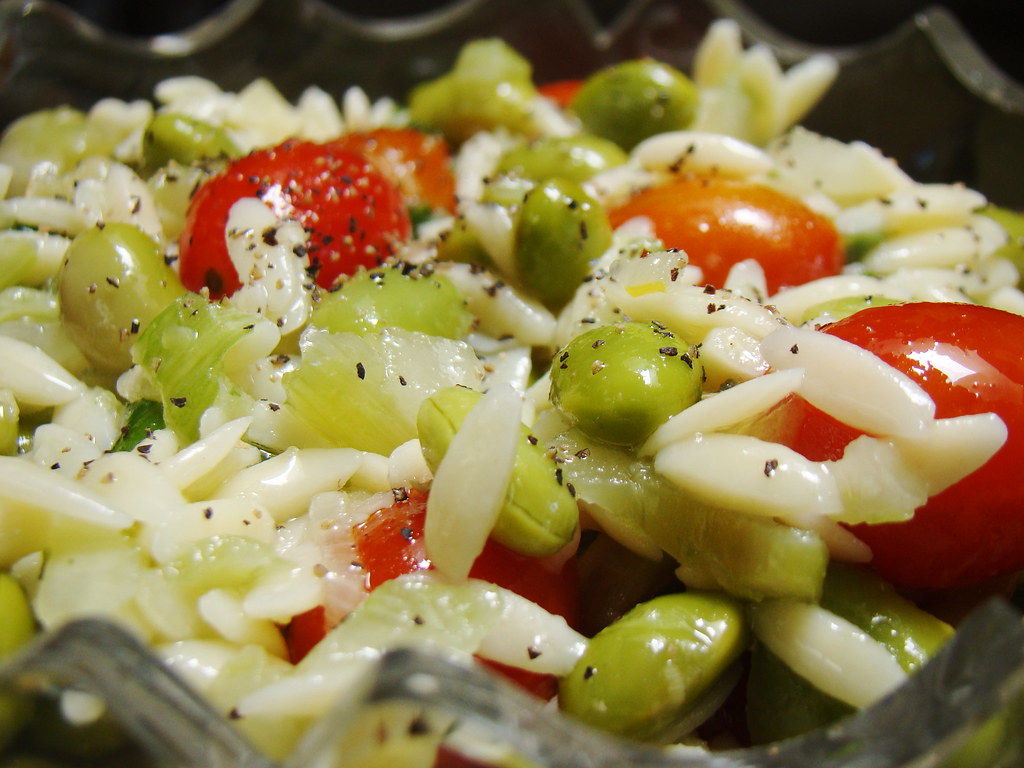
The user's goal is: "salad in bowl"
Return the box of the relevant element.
[0,1,1023,766]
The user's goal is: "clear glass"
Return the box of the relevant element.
[1,1,1023,766]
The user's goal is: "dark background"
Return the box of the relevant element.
[49,0,1024,86]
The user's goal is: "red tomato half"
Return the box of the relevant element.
[285,489,580,697]
[329,128,457,213]
[758,302,1024,589]
[538,79,584,109]
[608,177,844,294]
[178,138,411,297]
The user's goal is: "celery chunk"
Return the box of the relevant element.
[132,293,278,442]
[282,327,483,455]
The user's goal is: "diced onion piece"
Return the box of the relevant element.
[425,384,521,580]
[750,600,907,709]
[761,325,935,438]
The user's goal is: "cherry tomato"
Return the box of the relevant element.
[282,604,327,664]
[284,489,580,695]
[608,177,844,294]
[178,138,411,297]
[758,302,1024,589]
[538,79,584,109]
[329,128,457,213]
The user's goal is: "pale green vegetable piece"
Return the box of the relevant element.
[801,295,902,325]
[0,573,35,752]
[408,39,542,144]
[311,263,473,340]
[418,386,577,558]
[571,59,699,150]
[283,327,482,455]
[514,177,612,311]
[0,389,17,456]
[164,535,279,590]
[550,321,704,446]
[559,591,748,741]
[133,292,278,442]
[59,222,185,375]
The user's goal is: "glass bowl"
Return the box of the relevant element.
[1,1,1023,766]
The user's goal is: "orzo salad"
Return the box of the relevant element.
[1,18,1023,766]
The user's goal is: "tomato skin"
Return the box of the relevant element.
[608,177,844,294]
[538,79,584,108]
[283,605,327,664]
[768,303,1024,589]
[329,128,457,213]
[178,138,411,297]
[285,489,580,694]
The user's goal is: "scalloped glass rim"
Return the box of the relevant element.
[2,600,1023,767]
[1,0,1023,204]
[1,0,1023,765]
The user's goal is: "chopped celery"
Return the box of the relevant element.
[820,563,953,673]
[132,293,278,442]
[0,389,17,455]
[282,327,482,455]
[553,429,828,601]
[0,236,35,290]
[164,535,278,590]
[110,399,164,452]
[0,573,35,751]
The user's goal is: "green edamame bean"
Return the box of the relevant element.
[550,321,704,446]
[514,177,611,310]
[408,39,541,144]
[311,263,473,340]
[140,113,239,177]
[571,59,699,151]
[559,591,748,741]
[746,642,853,745]
[0,573,36,751]
[497,135,628,184]
[58,223,185,375]
[417,386,577,558]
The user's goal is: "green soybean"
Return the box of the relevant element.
[497,135,627,184]
[310,263,473,339]
[514,177,611,310]
[0,573,36,752]
[417,386,577,558]
[746,642,853,744]
[549,321,704,446]
[408,39,541,144]
[140,113,239,178]
[58,223,185,375]
[559,591,748,741]
[571,59,698,151]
